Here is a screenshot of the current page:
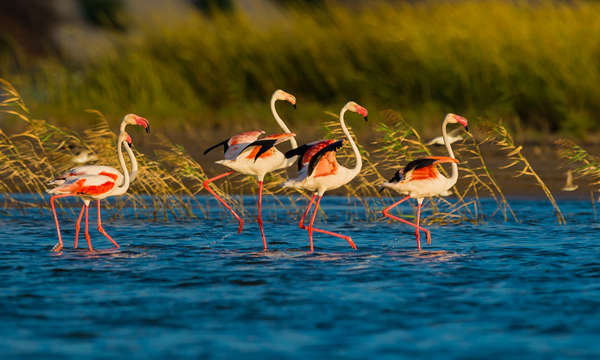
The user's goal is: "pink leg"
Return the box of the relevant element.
[304,195,357,252]
[298,194,317,230]
[382,196,431,251]
[97,200,119,249]
[74,204,85,249]
[50,194,75,252]
[203,171,244,234]
[84,205,93,251]
[257,181,267,250]
[415,203,431,246]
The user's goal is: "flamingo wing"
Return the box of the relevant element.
[403,156,458,181]
[48,175,116,196]
[49,165,121,185]
[238,133,296,162]
[306,140,344,178]
[203,131,266,157]
[285,139,337,172]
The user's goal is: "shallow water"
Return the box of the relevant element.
[1,196,599,359]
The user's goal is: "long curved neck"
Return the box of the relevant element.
[442,118,459,186]
[115,138,130,191]
[124,143,138,182]
[340,107,362,176]
[271,96,297,149]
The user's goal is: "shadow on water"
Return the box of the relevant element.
[1,196,600,359]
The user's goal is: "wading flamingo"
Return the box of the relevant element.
[203,90,297,250]
[48,131,138,252]
[380,113,468,251]
[47,114,149,252]
[281,101,368,252]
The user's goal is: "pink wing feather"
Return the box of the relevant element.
[224,131,265,160]
[47,175,116,196]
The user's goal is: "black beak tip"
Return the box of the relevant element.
[293,104,297,109]
[145,125,150,134]
[127,142,132,149]
[465,125,469,132]
[364,115,369,122]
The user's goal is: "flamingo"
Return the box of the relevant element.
[380,113,469,251]
[48,114,149,252]
[281,101,368,252]
[202,89,297,250]
[47,130,140,252]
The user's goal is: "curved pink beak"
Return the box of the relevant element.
[356,105,368,121]
[135,116,150,133]
[455,116,469,131]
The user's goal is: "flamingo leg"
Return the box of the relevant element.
[97,200,119,249]
[304,195,357,252]
[84,205,93,251]
[382,196,431,251]
[74,204,85,249]
[50,194,75,252]
[257,181,267,250]
[298,194,317,230]
[415,203,431,246]
[203,171,244,234]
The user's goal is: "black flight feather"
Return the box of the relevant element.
[284,143,315,172]
[379,169,404,193]
[402,157,442,174]
[204,138,230,155]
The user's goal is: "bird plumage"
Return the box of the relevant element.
[282,101,368,252]
[202,90,298,250]
[47,114,149,252]
[381,113,468,251]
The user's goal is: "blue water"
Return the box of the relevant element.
[1,196,599,359]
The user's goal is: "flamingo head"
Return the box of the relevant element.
[446,113,469,132]
[123,114,150,133]
[118,131,133,148]
[345,101,369,122]
[273,89,297,109]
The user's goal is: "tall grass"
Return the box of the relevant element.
[482,119,565,224]
[556,139,600,188]
[0,78,572,226]
[3,1,600,135]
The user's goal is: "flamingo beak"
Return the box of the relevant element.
[285,94,297,109]
[126,134,133,148]
[135,116,150,133]
[355,105,368,121]
[455,116,468,131]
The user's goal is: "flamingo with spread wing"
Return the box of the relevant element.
[203,90,297,250]
[282,101,368,252]
[380,113,468,250]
